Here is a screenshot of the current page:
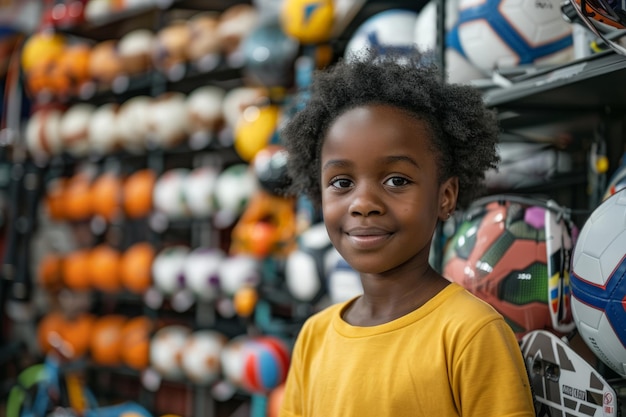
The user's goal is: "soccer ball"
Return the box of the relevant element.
[456,0,574,72]
[180,330,227,385]
[285,222,334,302]
[570,190,626,377]
[414,0,486,84]
[150,325,191,379]
[443,195,577,339]
[280,0,335,44]
[344,9,419,61]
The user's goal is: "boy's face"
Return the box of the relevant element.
[320,104,457,276]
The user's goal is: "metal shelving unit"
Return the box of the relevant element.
[480,50,626,221]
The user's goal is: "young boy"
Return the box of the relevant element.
[278,50,536,416]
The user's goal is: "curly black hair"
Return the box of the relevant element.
[280,49,500,210]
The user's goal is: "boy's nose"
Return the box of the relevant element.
[349,185,384,217]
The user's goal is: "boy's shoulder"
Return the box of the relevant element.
[439,283,504,321]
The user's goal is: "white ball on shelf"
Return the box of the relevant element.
[60,103,96,158]
[147,92,190,149]
[180,330,227,385]
[150,324,191,379]
[218,254,261,297]
[25,107,64,159]
[117,95,152,154]
[152,245,190,296]
[88,103,121,156]
[182,165,220,218]
[153,168,190,219]
[183,247,225,302]
[186,85,226,139]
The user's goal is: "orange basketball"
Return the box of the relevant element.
[90,314,127,366]
[119,242,154,294]
[62,249,92,291]
[37,311,67,355]
[90,172,122,222]
[38,253,63,291]
[64,172,93,221]
[89,244,121,293]
[25,59,56,96]
[123,169,156,219]
[52,43,91,97]
[153,20,191,71]
[60,313,96,358]
[120,315,154,370]
[89,40,125,85]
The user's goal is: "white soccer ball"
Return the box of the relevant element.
[88,103,120,156]
[182,165,220,218]
[186,85,225,140]
[153,168,190,219]
[117,95,152,154]
[146,92,189,149]
[218,254,261,297]
[152,245,190,296]
[183,247,225,302]
[150,324,191,379]
[571,190,626,377]
[213,163,258,226]
[180,330,227,385]
[285,222,333,302]
[118,29,155,75]
[344,9,419,61]
[25,107,64,159]
[457,0,574,72]
[414,0,486,84]
[60,103,96,157]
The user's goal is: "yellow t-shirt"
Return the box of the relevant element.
[280,283,535,417]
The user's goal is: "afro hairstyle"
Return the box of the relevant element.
[280,49,500,210]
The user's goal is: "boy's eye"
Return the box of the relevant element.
[330,178,353,189]
[384,177,410,187]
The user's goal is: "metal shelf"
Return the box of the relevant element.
[479,51,626,144]
[483,51,626,111]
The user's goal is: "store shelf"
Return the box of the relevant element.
[57,0,251,40]
[484,51,626,113]
[481,51,626,140]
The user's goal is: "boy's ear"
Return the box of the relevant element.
[438,176,459,221]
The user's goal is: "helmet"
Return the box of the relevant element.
[443,195,577,339]
[567,0,626,55]
[251,144,292,196]
[241,18,300,88]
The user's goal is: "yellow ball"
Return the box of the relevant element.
[21,32,66,73]
[234,286,259,317]
[280,0,335,44]
[234,104,280,162]
[595,155,609,174]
